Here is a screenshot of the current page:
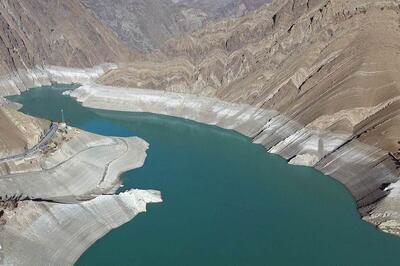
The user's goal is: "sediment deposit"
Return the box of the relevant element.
[0,117,162,265]
[1,189,161,265]
[0,64,118,98]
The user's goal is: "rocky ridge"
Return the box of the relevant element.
[0,0,137,99]
[82,0,208,52]
[172,0,272,19]
[82,0,272,52]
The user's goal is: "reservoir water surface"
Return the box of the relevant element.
[9,84,400,266]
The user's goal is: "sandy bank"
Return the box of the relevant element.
[70,84,399,235]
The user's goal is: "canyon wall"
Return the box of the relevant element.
[171,0,272,19]
[94,0,400,233]
[81,0,208,52]
[0,0,137,99]
[0,0,133,74]
[0,0,398,239]
[82,0,272,52]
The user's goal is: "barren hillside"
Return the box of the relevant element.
[96,0,400,232]
[0,0,133,78]
[82,0,272,51]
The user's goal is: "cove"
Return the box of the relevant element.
[8,84,400,266]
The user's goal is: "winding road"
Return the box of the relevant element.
[0,122,58,163]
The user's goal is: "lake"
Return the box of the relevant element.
[8,84,400,266]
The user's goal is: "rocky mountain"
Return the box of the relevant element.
[81,0,207,52]
[0,0,399,263]
[82,0,272,51]
[172,0,272,18]
[0,0,398,242]
[99,0,400,162]
[95,0,400,233]
[0,0,136,158]
[0,0,133,79]
[0,1,162,264]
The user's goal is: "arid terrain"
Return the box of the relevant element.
[82,0,272,51]
[0,0,399,264]
[92,0,400,232]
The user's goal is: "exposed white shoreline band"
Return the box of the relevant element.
[0,62,398,265]
[0,64,117,98]
[2,189,162,265]
[0,67,164,265]
[0,129,162,265]
[70,83,400,235]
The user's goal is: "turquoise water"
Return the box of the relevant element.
[9,84,400,266]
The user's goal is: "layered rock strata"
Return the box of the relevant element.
[82,0,272,52]
[0,0,133,78]
[91,0,400,234]
[172,0,272,19]
[81,0,208,52]
[70,73,398,234]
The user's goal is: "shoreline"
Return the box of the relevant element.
[0,128,162,265]
[0,64,118,99]
[0,62,398,264]
[0,65,164,264]
[2,189,161,265]
[70,83,400,235]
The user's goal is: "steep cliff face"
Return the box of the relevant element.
[82,0,272,52]
[82,0,208,52]
[172,0,272,19]
[99,0,400,161]
[96,0,400,232]
[0,0,133,78]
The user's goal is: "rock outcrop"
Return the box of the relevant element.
[172,0,272,19]
[82,0,208,52]
[0,2,399,265]
[0,1,163,259]
[82,0,272,52]
[0,0,136,98]
[91,0,400,234]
